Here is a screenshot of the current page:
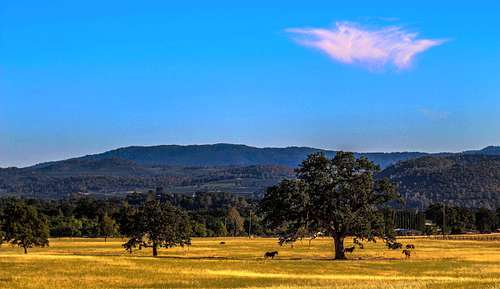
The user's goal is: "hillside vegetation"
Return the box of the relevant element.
[71,143,427,168]
[380,155,500,209]
[1,144,499,207]
[0,144,424,199]
[0,163,293,199]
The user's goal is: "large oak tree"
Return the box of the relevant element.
[260,152,398,259]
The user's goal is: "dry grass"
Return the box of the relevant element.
[0,236,499,288]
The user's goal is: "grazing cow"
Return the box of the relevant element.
[406,244,415,249]
[402,249,411,259]
[353,238,364,249]
[343,246,355,253]
[219,241,226,245]
[264,251,279,259]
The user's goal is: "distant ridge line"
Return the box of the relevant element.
[26,143,499,170]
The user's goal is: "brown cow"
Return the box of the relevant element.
[264,251,279,259]
[344,246,355,253]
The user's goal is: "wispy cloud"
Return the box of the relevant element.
[418,107,450,121]
[287,21,445,70]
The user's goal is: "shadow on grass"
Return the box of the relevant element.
[60,252,404,262]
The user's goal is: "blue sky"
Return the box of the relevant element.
[1,1,500,167]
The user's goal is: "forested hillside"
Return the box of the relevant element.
[33,143,427,169]
[380,155,500,209]
[0,160,293,199]
[1,144,499,208]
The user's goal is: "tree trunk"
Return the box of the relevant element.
[23,246,28,254]
[333,236,346,260]
[152,243,158,257]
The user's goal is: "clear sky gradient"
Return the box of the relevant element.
[1,1,500,167]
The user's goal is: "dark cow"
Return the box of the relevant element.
[353,238,364,249]
[402,249,411,259]
[343,246,355,253]
[220,241,226,245]
[406,244,415,249]
[264,251,279,259]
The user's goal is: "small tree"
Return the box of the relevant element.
[260,152,398,260]
[116,203,137,237]
[99,213,119,242]
[1,200,49,254]
[213,219,228,236]
[226,207,244,236]
[123,200,191,257]
[475,208,496,232]
[50,215,83,237]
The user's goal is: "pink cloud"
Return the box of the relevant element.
[287,22,445,70]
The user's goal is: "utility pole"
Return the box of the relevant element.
[442,203,446,239]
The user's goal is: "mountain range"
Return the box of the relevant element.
[31,143,431,169]
[1,144,499,208]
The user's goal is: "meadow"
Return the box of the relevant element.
[0,236,499,289]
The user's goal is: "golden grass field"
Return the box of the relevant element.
[0,236,499,289]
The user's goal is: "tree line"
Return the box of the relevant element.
[1,152,499,258]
